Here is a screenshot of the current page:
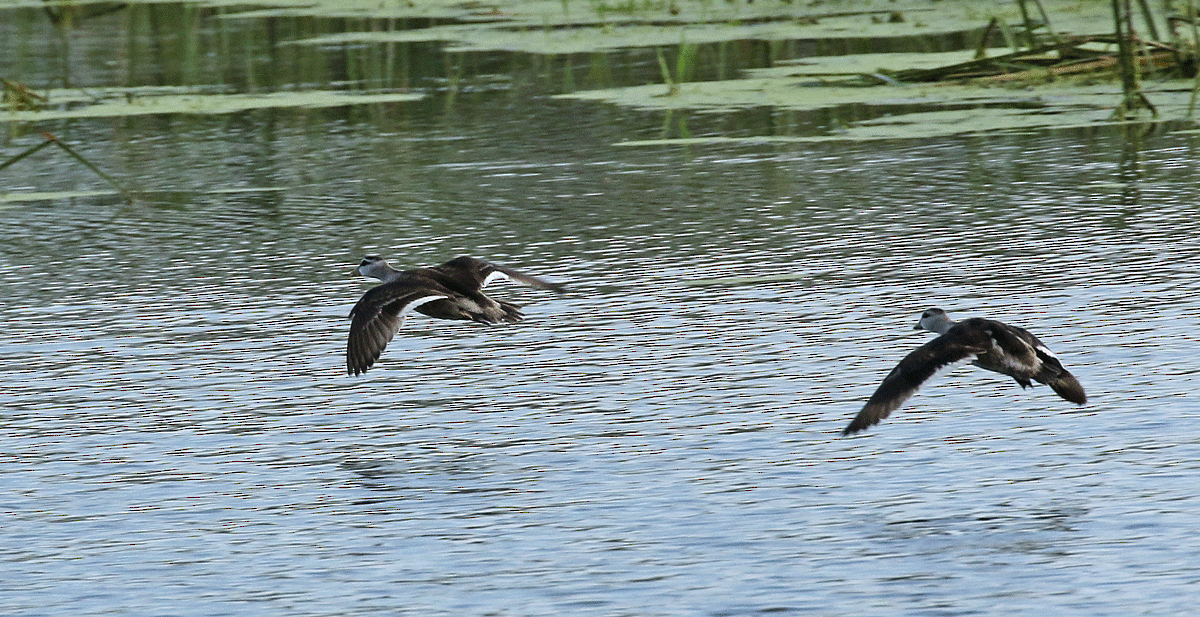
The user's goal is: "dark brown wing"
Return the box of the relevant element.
[985,320,1087,404]
[431,256,564,293]
[347,283,450,376]
[842,328,991,436]
[976,319,1040,373]
[486,263,565,292]
[994,321,1074,380]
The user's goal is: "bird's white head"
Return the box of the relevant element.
[915,307,956,335]
[356,255,393,281]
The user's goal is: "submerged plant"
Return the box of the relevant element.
[0,132,133,203]
[1110,0,1156,119]
[1,79,48,112]
[656,47,678,96]
[655,39,698,96]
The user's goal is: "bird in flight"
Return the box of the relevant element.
[347,255,563,376]
[842,308,1086,436]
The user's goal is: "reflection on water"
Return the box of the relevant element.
[3,6,1200,617]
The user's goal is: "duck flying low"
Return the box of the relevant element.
[347,255,564,376]
[842,308,1086,436]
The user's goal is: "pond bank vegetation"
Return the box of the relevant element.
[2,0,1199,144]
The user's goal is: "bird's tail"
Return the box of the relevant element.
[497,300,523,324]
[469,300,524,324]
[1047,370,1087,405]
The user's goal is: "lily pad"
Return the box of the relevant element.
[0,189,123,204]
[289,16,987,55]
[5,88,423,122]
[559,43,1200,142]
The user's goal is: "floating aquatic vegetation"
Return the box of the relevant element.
[0,189,124,205]
[573,78,1200,143]
[6,0,1183,143]
[289,18,986,56]
[1,78,48,112]
[4,86,424,122]
[553,41,1200,143]
[261,0,1170,140]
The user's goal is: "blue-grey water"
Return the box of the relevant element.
[3,7,1200,616]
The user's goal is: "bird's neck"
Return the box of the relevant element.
[362,262,404,282]
[375,265,404,282]
[927,317,956,335]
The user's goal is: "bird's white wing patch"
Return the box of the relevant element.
[397,295,448,329]
[986,334,1040,373]
[1036,344,1059,359]
[482,270,510,289]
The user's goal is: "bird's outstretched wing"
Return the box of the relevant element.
[347,284,449,376]
[432,256,565,292]
[842,331,988,436]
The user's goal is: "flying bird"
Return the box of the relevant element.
[347,255,563,376]
[842,308,1086,435]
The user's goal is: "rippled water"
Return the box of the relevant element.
[5,9,1200,617]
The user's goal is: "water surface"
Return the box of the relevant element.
[3,7,1200,616]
